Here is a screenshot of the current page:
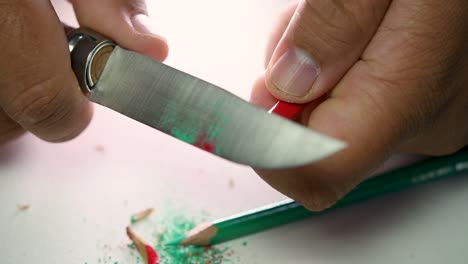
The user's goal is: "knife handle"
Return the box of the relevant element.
[67,27,116,94]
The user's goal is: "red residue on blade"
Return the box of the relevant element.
[145,245,159,264]
[201,142,214,152]
[194,133,215,153]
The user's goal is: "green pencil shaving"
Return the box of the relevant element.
[166,148,468,246]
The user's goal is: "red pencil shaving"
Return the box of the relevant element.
[126,227,159,264]
[131,208,155,224]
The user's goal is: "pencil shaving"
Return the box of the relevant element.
[126,226,158,264]
[17,204,30,210]
[228,178,235,189]
[94,144,105,152]
[131,208,155,224]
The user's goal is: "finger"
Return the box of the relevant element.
[265,0,390,103]
[0,108,25,144]
[250,2,298,110]
[264,1,299,68]
[69,0,169,61]
[0,2,92,142]
[250,74,278,109]
[250,2,298,109]
[256,63,403,211]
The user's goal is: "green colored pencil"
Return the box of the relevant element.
[167,148,468,246]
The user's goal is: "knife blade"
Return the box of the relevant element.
[68,28,345,169]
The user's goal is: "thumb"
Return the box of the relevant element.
[0,1,92,142]
[265,0,390,103]
[69,0,169,62]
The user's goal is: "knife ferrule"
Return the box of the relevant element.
[68,28,116,94]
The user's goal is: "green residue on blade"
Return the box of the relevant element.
[159,111,177,127]
[214,145,223,155]
[170,127,196,144]
[206,102,227,141]
[206,122,221,140]
[161,111,198,144]
[206,106,231,155]
[242,241,248,246]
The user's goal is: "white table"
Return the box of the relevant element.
[1,1,467,263]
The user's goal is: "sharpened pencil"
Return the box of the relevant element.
[166,148,468,246]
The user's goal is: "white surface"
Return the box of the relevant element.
[1,1,468,263]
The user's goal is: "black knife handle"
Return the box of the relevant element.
[67,27,116,94]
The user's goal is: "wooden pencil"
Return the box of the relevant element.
[166,148,468,246]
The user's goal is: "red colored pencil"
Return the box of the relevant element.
[269,101,303,119]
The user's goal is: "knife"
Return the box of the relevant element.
[67,28,345,169]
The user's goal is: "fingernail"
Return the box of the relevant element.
[131,14,159,36]
[270,48,320,97]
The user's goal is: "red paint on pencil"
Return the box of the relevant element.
[145,245,159,264]
[269,101,303,119]
[126,227,159,264]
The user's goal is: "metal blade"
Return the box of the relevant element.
[90,47,345,169]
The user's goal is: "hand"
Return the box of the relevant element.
[251,0,468,210]
[0,0,168,143]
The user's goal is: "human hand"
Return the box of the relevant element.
[251,0,468,210]
[0,0,168,144]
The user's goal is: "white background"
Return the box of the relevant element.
[1,0,468,263]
